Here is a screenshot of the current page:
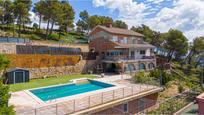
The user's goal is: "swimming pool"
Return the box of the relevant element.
[30,80,114,101]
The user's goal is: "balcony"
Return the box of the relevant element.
[102,56,156,63]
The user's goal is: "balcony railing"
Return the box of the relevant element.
[103,56,155,62]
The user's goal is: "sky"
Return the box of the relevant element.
[30,0,204,42]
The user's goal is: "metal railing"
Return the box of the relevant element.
[16,83,160,115]
[104,56,155,62]
[0,37,31,43]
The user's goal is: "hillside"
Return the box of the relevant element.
[0,25,88,43]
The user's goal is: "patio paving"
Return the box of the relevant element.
[9,74,160,115]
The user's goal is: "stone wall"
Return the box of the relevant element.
[28,60,96,79]
[0,43,17,54]
[0,42,89,54]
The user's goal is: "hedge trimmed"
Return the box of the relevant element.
[6,54,80,68]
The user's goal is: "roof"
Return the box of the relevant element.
[90,25,144,37]
[7,68,29,72]
[114,42,155,49]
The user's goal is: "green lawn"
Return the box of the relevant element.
[9,74,96,92]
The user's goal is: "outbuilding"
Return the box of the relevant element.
[5,68,29,84]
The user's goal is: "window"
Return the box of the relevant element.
[124,37,128,44]
[139,63,146,70]
[107,50,124,56]
[112,36,118,42]
[138,98,145,111]
[133,39,137,44]
[123,102,128,113]
[148,63,155,70]
[140,50,146,55]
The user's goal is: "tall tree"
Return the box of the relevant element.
[33,0,45,29]
[164,29,189,62]
[131,25,164,47]
[13,0,32,37]
[113,20,128,29]
[88,15,113,29]
[48,0,62,35]
[41,0,62,39]
[60,1,75,33]
[76,10,89,33]
[186,37,204,65]
[0,0,13,28]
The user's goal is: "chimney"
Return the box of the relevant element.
[106,22,112,28]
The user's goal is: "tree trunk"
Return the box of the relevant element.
[45,19,50,40]
[39,14,42,29]
[49,21,54,35]
[58,31,61,40]
[23,22,25,31]
[18,16,21,37]
[168,51,174,62]
[13,21,15,37]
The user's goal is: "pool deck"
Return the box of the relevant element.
[9,74,162,115]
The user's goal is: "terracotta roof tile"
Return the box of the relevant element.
[92,25,144,37]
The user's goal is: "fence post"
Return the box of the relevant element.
[140,84,142,92]
[102,92,104,103]
[132,86,134,95]
[35,108,37,115]
[56,104,58,115]
[73,100,75,112]
[113,90,115,100]
[123,88,125,97]
[88,96,91,108]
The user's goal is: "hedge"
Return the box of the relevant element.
[6,54,81,68]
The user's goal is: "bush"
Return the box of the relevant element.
[178,84,184,93]
[161,71,173,85]
[133,72,154,84]
[6,54,80,68]
[149,70,173,85]
[0,78,15,114]
[47,34,59,41]
[30,34,41,40]
[0,54,10,71]
[149,69,160,79]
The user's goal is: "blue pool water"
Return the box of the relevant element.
[30,80,114,101]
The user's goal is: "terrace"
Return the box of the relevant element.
[9,74,162,115]
[103,56,155,63]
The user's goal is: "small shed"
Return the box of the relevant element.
[5,68,29,84]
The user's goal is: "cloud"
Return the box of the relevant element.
[93,0,204,42]
[28,11,59,29]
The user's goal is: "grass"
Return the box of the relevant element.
[0,24,88,43]
[9,74,96,92]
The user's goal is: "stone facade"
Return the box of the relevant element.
[28,60,96,79]
[0,43,17,54]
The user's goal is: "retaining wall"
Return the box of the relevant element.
[28,60,96,79]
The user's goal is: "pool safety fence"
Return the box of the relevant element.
[0,37,31,43]
[16,83,160,115]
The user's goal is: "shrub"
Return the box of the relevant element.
[149,69,160,79]
[0,54,10,71]
[161,71,173,85]
[0,78,15,114]
[178,84,184,93]
[30,34,41,40]
[6,54,80,68]
[133,72,154,84]
[47,34,59,41]
[148,70,173,85]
